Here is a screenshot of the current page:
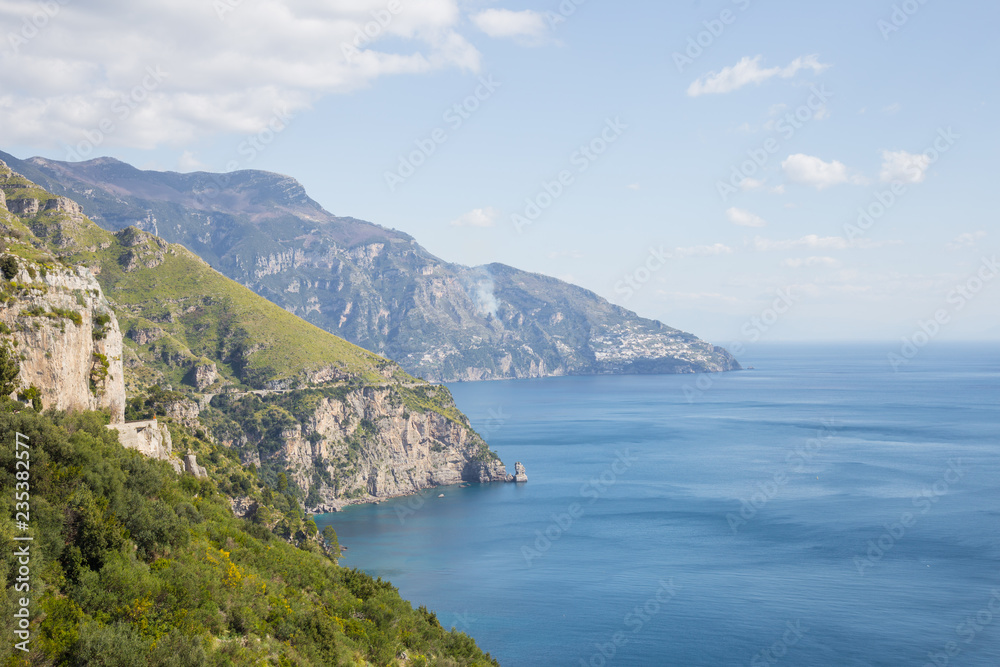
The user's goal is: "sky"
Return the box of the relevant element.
[1,0,998,346]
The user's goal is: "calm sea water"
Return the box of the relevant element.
[316,344,1000,666]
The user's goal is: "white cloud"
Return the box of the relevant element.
[0,0,479,151]
[782,256,840,268]
[880,150,931,184]
[673,243,734,258]
[178,150,209,172]
[946,231,987,251]
[752,235,898,251]
[726,207,767,228]
[739,177,767,191]
[883,103,902,115]
[626,183,641,191]
[687,54,828,97]
[782,154,863,189]
[470,9,548,44]
[450,207,500,227]
[754,235,853,251]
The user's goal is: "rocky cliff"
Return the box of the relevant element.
[204,384,511,512]
[106,418,183,471]
[0,257,125,422]
[0,152,741,382]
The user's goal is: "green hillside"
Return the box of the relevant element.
[0,401,498,666]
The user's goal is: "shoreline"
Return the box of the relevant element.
[308,479,515,515]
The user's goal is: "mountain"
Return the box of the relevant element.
[0,151,741,381]
[0,160,513,512]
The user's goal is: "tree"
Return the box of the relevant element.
[18,384,42,411]
[0,255,17,280]
[322,525,341,562]
[0,340,19,397]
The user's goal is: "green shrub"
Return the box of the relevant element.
[17,384,42,411]
[0,255,17,280]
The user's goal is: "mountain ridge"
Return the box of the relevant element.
[0,149,741,382]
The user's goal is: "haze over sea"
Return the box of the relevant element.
[317,344,1000,666]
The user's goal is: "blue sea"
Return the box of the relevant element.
[316,344,1000,666]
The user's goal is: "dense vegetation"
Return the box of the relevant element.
[0,401,499,666]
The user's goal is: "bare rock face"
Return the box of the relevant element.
[465,459,511,483]
[106,418,183,473]
[237,385,511,512]
[115,227,167,272]
[8,198,39,216]
[0,188,6,211]
[513,461,528,483]
[230,496,258,518]
[127,326,165,345]
[116,226,151,247]
[1,260,126,422]
[163,397,201,429]
[184,452,208,479]
[188,361,218,390]
[44,197,84,219]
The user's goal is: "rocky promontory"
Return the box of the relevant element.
[1,160,520,512]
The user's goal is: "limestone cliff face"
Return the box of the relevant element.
[1,259,125,422]
[216,386,510,512]
[106,418,182,472]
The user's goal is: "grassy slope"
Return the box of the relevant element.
[78,231,407,388]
